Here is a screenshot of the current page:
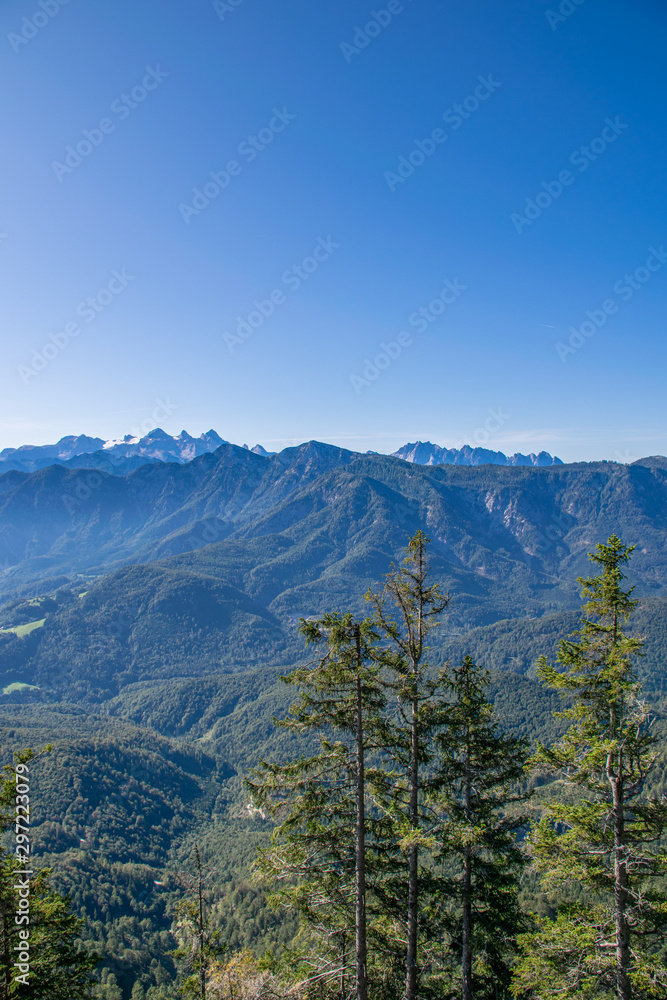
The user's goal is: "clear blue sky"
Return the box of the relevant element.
[1,0,665,462]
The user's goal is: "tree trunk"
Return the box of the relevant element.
[462,847,472,1000]
[196,847,206,1000]
[355,626,368,1000]
[462,739,472,1000]
[406,541,425,1000]
[405,697,419,1000]
[611,776,631,1000]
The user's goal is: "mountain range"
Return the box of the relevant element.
[0,428,279,474]
[2,436,666,997]
[1,439,666,701]
[392,441,563,466]
[0,429,562,474]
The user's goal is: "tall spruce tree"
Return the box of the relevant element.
[366,531,450,1000]
[433,656,528,1000]
[247,613,389,1000]
[512,535,667,1000]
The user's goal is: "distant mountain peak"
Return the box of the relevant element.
[142,427,172,440]
[0,429,232,474]
[0,431,567,476]
[0,435,105,464]
[392,441,563,468]
[631,455,667,471]
[0,428,286,475]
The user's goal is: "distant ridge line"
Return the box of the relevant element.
[391,440,563,467]
[0,429,590,474]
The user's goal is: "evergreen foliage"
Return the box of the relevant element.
[248,536,534,1000]
[513,536,667,999]
[0,522,665,999]
[366,530,450,1000]
[247,613,390,999]
[432,656,528,1000]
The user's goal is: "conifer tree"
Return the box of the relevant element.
[247,613,389,1000]
[173,845,222,1000]
[433,656,528,1000]
[512,535,667,1000]
[366,531,450,1000]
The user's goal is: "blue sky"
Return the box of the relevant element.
[1,0,665,462]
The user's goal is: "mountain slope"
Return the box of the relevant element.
[0,442,360,597]
[0,565,291,700]
[0,704,244,995]
[2,447,667,621]
[3,456,667,702]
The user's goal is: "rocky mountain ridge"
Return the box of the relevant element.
[1,441,666,641]
[0,429,231,473]
[392,441,563,466]
[0,430,563,474]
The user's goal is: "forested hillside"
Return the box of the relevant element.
[2,446,667,705]
[2,446,667,617]
[1,448,666,998]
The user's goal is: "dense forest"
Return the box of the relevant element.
[1,532,665,999]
